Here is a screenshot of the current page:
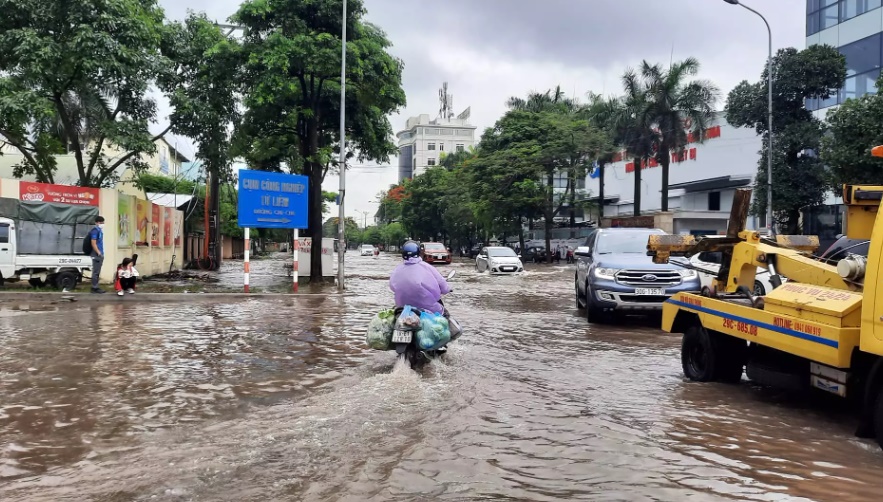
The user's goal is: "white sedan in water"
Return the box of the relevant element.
[690,251,784,296]
[476,246,524,274]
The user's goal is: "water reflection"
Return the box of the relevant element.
[0,254,881,501]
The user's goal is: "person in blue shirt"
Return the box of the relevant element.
[89,216,106,294]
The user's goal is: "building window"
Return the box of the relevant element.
[427,142,436,151]
[708,192,721,212]
[427,158,436,166]
[841,69,881,102]
[456,144,465,152]
[841,0,882,21]
[439,143,444,151]
[841,33,881,77]
[806,0,844,36]
[821,3,840,29]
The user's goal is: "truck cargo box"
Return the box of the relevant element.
[0,197,98,255]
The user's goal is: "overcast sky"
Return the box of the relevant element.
[157,0,806,225]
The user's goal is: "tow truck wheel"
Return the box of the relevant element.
[683,325,745,383]
[682,325,727,382]
[874,386,883,450]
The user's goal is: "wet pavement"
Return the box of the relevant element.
[1,254,882,501]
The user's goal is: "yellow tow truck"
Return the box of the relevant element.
[648,179,883,449]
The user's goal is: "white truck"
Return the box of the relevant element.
[0,196,97,289]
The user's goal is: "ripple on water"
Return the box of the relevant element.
[1,257,883,501]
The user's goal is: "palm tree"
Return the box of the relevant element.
[641,58,719,212]
[585,92,625,219]
[617,69,657,216]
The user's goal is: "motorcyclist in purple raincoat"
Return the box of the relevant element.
[389,240,451,314]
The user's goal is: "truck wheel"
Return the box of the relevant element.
[875,387,883,450]
[682,326,717,382]
[55,271,79,291]
[712,334,746,384]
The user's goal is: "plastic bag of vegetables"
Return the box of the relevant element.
[416,310,451,351]
[396,305,421,329]
[366,308,396,350]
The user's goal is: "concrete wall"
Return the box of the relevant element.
[0,177,184,283]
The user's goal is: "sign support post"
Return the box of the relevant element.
[237,170,309,294]
[244,227,250,293]
[293,229,299,293]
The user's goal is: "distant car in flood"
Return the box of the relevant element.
[420,242,452,265]
[522,245,551,263]
[360,244,375,256]
[476,246,524,274]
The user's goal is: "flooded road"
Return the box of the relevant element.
[1,254,882,501]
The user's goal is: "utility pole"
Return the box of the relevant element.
[337,0,348,290]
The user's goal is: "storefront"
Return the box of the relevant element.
[586,115,764,235]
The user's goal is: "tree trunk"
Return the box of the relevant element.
[598,161,605,220]
[207,170,221,269]
[518,225,525,256]
[660,148,670,212]
[633,156,642,217]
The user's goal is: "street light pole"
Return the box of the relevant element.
[724,0,774,236]
[337,0,348,290]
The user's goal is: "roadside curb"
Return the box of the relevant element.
[0,291,354,303]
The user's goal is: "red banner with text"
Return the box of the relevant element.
[19,181,99,206]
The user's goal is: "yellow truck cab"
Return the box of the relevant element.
[648,183,883,449]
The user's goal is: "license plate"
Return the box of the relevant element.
[392,330,412,343]
[501,266,515,272]
[635,288,665,295]
[436,255,444,259]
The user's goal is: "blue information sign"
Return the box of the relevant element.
[237,170,309,229]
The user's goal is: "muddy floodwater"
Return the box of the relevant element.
[1,254,882,501]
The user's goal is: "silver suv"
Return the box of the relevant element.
[574,228,701,322]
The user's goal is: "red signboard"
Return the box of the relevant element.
[19,181,99,206]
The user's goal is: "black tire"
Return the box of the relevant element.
[0,273,4,288]
[753,281,766,296]
[713,334,747,384]
[682,325,745,383]
[575,277,584,309]
[682,325,717,381]
[874,386,883,450]
[55,271,79,291]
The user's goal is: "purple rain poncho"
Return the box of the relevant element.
[389,257,451,313]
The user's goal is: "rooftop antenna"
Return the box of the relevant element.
[439,82,454,120]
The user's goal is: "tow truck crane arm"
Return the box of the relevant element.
[646,186,880,294]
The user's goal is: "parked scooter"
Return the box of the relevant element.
[392,270,460,369]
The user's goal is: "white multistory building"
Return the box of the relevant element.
[396,83,477,182]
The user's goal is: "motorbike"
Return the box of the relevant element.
[392,270,460,369]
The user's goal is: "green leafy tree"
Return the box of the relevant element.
[323,216,360,245]
[474,105,609,258]
[361,225,383,246]
[233,0,406,281]
[400,167,451,241]
[161,13,241,187]
[0,0,168,187]
[640,58,719,212]
[381,222,407,247]
[726,45,845,233]
[820,75,883,187]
